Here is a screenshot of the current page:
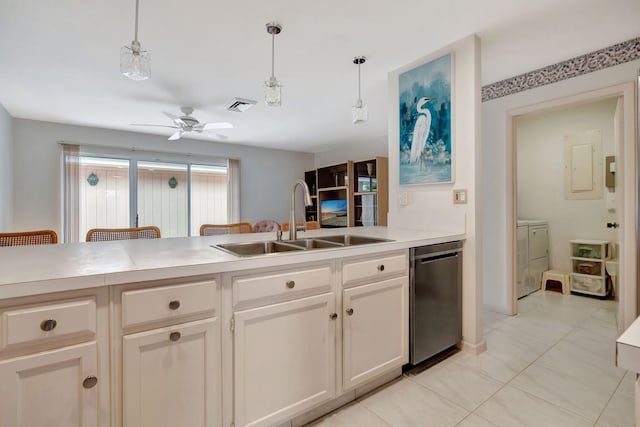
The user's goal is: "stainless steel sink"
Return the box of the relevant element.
[286,239,344,249]
[313,235,392,246]
[214,234,393,257]
[215,241,304,256]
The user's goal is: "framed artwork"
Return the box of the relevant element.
[399,53,453,185]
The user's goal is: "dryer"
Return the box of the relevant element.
[517,220,549,298]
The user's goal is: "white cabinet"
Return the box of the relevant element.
[233,293,336,427]
[228,252,409,425]
[0,342,98,427]
[342,276,407,390]
[123,318,219,427]
[570,239,610,296]
[115,278,221,427]
[0,290,109,427]
[230,263,335,427]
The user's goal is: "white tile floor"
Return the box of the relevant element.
[308,290,634,427]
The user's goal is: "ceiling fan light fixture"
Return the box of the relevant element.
[264,22,283,107]
[352,56,368,124]
[121,0,150,81]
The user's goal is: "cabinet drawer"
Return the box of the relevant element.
[233,266,332,306]
[342,252,408,285]
[570,274,607,296]
[122,280,217,329]
[0,298,96,352]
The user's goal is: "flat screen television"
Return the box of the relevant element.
[320,199,348,228]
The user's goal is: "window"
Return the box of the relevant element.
[63,146,236,242]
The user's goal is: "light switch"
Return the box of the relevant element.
[399,191,409,206]
[453,189,467,204]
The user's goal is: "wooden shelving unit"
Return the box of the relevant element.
[352,157,388,227]
[304,157,388,228]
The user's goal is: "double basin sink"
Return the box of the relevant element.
[215,234,391,257]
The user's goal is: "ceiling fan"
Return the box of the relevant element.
[131,106,233,141]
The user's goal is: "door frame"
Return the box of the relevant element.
[507,82,637,330]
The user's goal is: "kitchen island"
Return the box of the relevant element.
[0,226,464,427]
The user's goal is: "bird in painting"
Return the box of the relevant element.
[409,97,437,163]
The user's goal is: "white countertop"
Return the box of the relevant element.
[617,315,640,374]
[0,227,465,299]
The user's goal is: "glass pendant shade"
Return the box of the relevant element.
[264,76,282,107]
[352,99,368,123]
[120,41,150,81]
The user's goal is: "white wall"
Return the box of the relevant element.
[12,119,314,236]
[0,104,12,231]
[388,35,484,351]
[314,136,388,167]
[482,59,640,314]
[517,99,618,273]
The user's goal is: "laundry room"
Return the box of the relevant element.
[515,97,619,301]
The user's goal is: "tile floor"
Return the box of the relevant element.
[308,290,634,427]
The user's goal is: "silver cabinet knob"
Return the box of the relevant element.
[168,300,180,310]
[40,319,57,332]
[377,264,385,272]
[286,280,295,289]
[82,376,98,389]
[346,308,354,316]
[329,313,338,320]
[169,332,181,342]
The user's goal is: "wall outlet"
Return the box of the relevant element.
[453,189,467,204]
[399,191,409,206]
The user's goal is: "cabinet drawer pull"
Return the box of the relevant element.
[168,300,181,310]
[40,319,57,332]
[329,313,338,320]
[286,280,295,289]
[169,332,181,342]
[377,264,385,272]
[346,308,354,316]
[82,376,98,389]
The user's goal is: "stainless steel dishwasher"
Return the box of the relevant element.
[409,240,463,365]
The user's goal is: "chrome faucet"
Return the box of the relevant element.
[289,179,313,240]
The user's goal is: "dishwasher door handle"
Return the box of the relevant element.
[417,251,460,265]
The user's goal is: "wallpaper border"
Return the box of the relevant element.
[482,37,640,102]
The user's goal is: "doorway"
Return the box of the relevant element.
[508,82,637,332]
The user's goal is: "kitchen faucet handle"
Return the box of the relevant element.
[276,230,282,241]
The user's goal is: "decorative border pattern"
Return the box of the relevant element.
[482,37,640,102]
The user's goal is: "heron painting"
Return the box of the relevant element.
[399,53,452,185]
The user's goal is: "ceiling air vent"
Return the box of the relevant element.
[225,98,257,113]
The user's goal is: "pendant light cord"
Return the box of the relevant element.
[271,33,276,79]
[134,0,140,42]
[357,62,362,102]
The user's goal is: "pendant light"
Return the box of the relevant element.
[120,0,150,81]
[264,22,283,107]
[352,56,367,123]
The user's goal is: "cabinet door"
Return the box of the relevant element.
[123,317,220,427]
[0,341,98,427]
[234,293,336,427]
[342,277,408,390]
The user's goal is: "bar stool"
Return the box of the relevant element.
[541,270,570,295]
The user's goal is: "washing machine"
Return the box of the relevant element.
[516,220,549,298]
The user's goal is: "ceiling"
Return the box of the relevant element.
[0,0,638,153]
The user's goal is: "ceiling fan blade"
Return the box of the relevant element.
[168,130,183,141]
[130,123,179,129]
[163,111,186,127]
[201,122,233,130]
